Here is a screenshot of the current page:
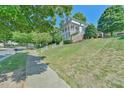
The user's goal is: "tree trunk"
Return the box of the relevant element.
[3,42,5,48]
[3,40,7,48]
[110,32,113,37]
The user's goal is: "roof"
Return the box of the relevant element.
[62,17,87,27]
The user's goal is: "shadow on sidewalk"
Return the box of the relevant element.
[26,55,48,76]
[0,53,47,84]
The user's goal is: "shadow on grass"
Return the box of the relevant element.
[0,52,47,84]
[116,35,124,40]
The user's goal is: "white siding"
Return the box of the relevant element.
[61,19,86,41]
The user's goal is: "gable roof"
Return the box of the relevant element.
[62,17,87,27]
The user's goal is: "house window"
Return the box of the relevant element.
[75,26,79,31]
[68,26,70,31]
[65,28,67,32]
[71,25,74,30]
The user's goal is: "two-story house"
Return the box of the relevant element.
[61,18,87,42]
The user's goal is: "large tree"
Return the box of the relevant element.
[0,6,20,46]
[73,12,86,23]
[97,5,124,36]
[19,5,73,32]
[0,5,73,47]
[85,24,97,39]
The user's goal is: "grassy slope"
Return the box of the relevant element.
[42,38,124,88]
[0,52,27,74]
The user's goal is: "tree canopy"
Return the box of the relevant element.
[0,5,72,32]
[73,12,86,23]
[85,24,97,39]
[0,5,72,47]
[52,32,62,44]
[97,5,124,36]
[19,5,73,32]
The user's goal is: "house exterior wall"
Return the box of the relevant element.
[71,33,83,42]
[62,24,71,40]
[61,19,86,42]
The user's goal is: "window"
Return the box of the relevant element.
[68,26,70,31]
[75,26,79,31]
[65,28,67,32]
[71,25,74,29]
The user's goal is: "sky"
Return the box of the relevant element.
[56,5,110,27]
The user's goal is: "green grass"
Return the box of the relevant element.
[41,38,124,88]
[0,52,28,74]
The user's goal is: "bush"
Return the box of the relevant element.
[85,24,97,39]
[53,32,62,44]
[119,35,124,39]
[12,32,32,44]
[32,32,52,47]
[64,40,72,44]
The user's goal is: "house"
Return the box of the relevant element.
[61,18,87,42]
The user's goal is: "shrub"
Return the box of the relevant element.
[53,32,62,44]
[119,35,124,39]
[85,24,97,39]
[12,32,32,44]
[32,32,52,47]
[64,40,72,44]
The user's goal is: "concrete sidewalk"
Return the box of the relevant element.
[25,50,70,88]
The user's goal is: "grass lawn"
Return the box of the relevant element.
[0,52,28,74]
[41,38,124,88]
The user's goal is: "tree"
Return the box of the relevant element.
[0,6,20,47]
[0,5,73,47]
[32,32,52,47]
[97,5,124,36]
[0,30,12,46]
[12,32,33,44]
[53,32,62,44]
[50,27,62,44]
[85,24,97,39]
[73,12,86,23]
[19,5,73,32]
[41,33,52,46]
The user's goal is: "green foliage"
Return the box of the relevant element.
[97,5,124,36]
[0,5,73,45]
[85,24,97,39]
[19,5,73,32]
[32,32,52,46]
[52,32,62,44]
[64,40,72,44]
[119,35,124,39]
[13,32,52,46]
[73,12,86,23]
[12,32,32,44]
[0,30,12,42]
[0,6,20,43]
[41,33,52,45]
